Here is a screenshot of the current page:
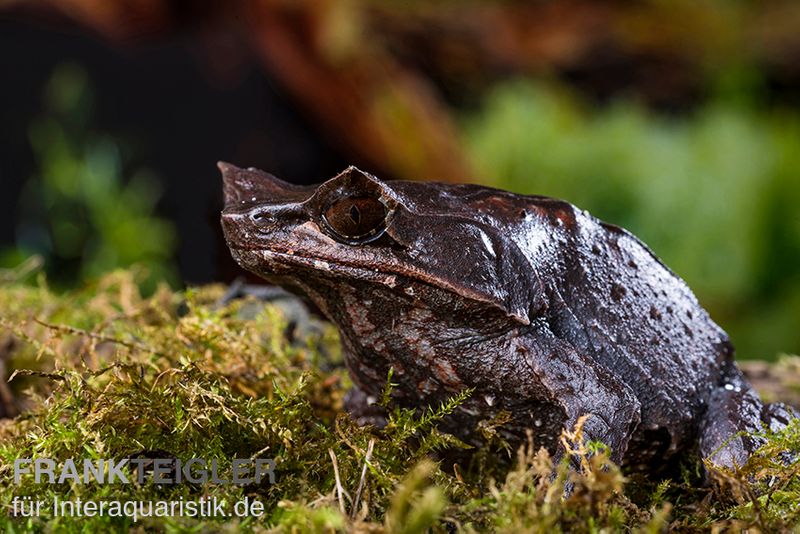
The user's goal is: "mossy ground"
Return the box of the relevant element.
[0,269,799,532]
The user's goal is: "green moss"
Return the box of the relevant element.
[0,269,799,532]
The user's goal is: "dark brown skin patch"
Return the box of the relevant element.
[220,162,795,471]
[610,283,627,302]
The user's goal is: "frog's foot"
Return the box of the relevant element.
[344,386,388,428]
[765,400,797,425]
[699,368,798,469]
[217,278,295,305]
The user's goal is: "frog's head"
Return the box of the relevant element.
[220,162,543,327]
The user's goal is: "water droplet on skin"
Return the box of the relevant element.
[534,419,542,427]
[313,259,330,271]
[251,196,257,202]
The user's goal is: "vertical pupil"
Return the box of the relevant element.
[349,205,361,225]
[323,196,387,242]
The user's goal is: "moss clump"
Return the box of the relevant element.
[0,269,799,532]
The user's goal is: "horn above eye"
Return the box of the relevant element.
[322,196,388,244]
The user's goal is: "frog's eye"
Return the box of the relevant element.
[322,196,388,244]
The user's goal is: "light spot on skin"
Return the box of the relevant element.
[433,359,461,387]
[404,286,415,296]
[417,379,437,395]
[313,259,331,271]
[479,230,496,257]
[409,307,434,321]
[384,275,397,288]
[342,292,377,337]
[419,339,436,358]
[484,394,495,407]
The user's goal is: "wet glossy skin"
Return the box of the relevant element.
[220,162,794,470]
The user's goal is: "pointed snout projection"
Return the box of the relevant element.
[219,162,317,254]
[219,161,311,209]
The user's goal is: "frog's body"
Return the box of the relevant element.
[220,163,794,469]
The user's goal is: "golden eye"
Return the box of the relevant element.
[323,196,387,243]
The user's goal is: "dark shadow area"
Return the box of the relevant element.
[0,14,347,284]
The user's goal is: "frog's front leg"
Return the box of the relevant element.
[521,318,642,465]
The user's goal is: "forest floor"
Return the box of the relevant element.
[1,270,799,532]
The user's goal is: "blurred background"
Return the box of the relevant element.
[1,0,799,359]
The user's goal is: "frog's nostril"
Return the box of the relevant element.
[247,204,308,228]
[251,210,272,223]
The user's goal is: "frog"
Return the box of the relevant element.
[219,161,795,471]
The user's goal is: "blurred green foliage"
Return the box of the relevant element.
[2,63,177,293]
[463,81,800,359]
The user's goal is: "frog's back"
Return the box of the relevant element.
[436,184,791,468]
[520,200,732,459]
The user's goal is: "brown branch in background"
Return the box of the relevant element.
[4,0,800,181]
[242,0,474,183]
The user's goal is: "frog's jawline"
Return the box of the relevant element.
[232,246,528,323]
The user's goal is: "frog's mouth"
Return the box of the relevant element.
[227,243,534,326]
[223,222,533,327]
[230,244,455,299]
[221,208,476,299]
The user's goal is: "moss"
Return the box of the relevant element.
[0,269,799,532]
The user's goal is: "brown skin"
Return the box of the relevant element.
[219,162,794,470]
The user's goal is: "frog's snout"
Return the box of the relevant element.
[218,161,304,209]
